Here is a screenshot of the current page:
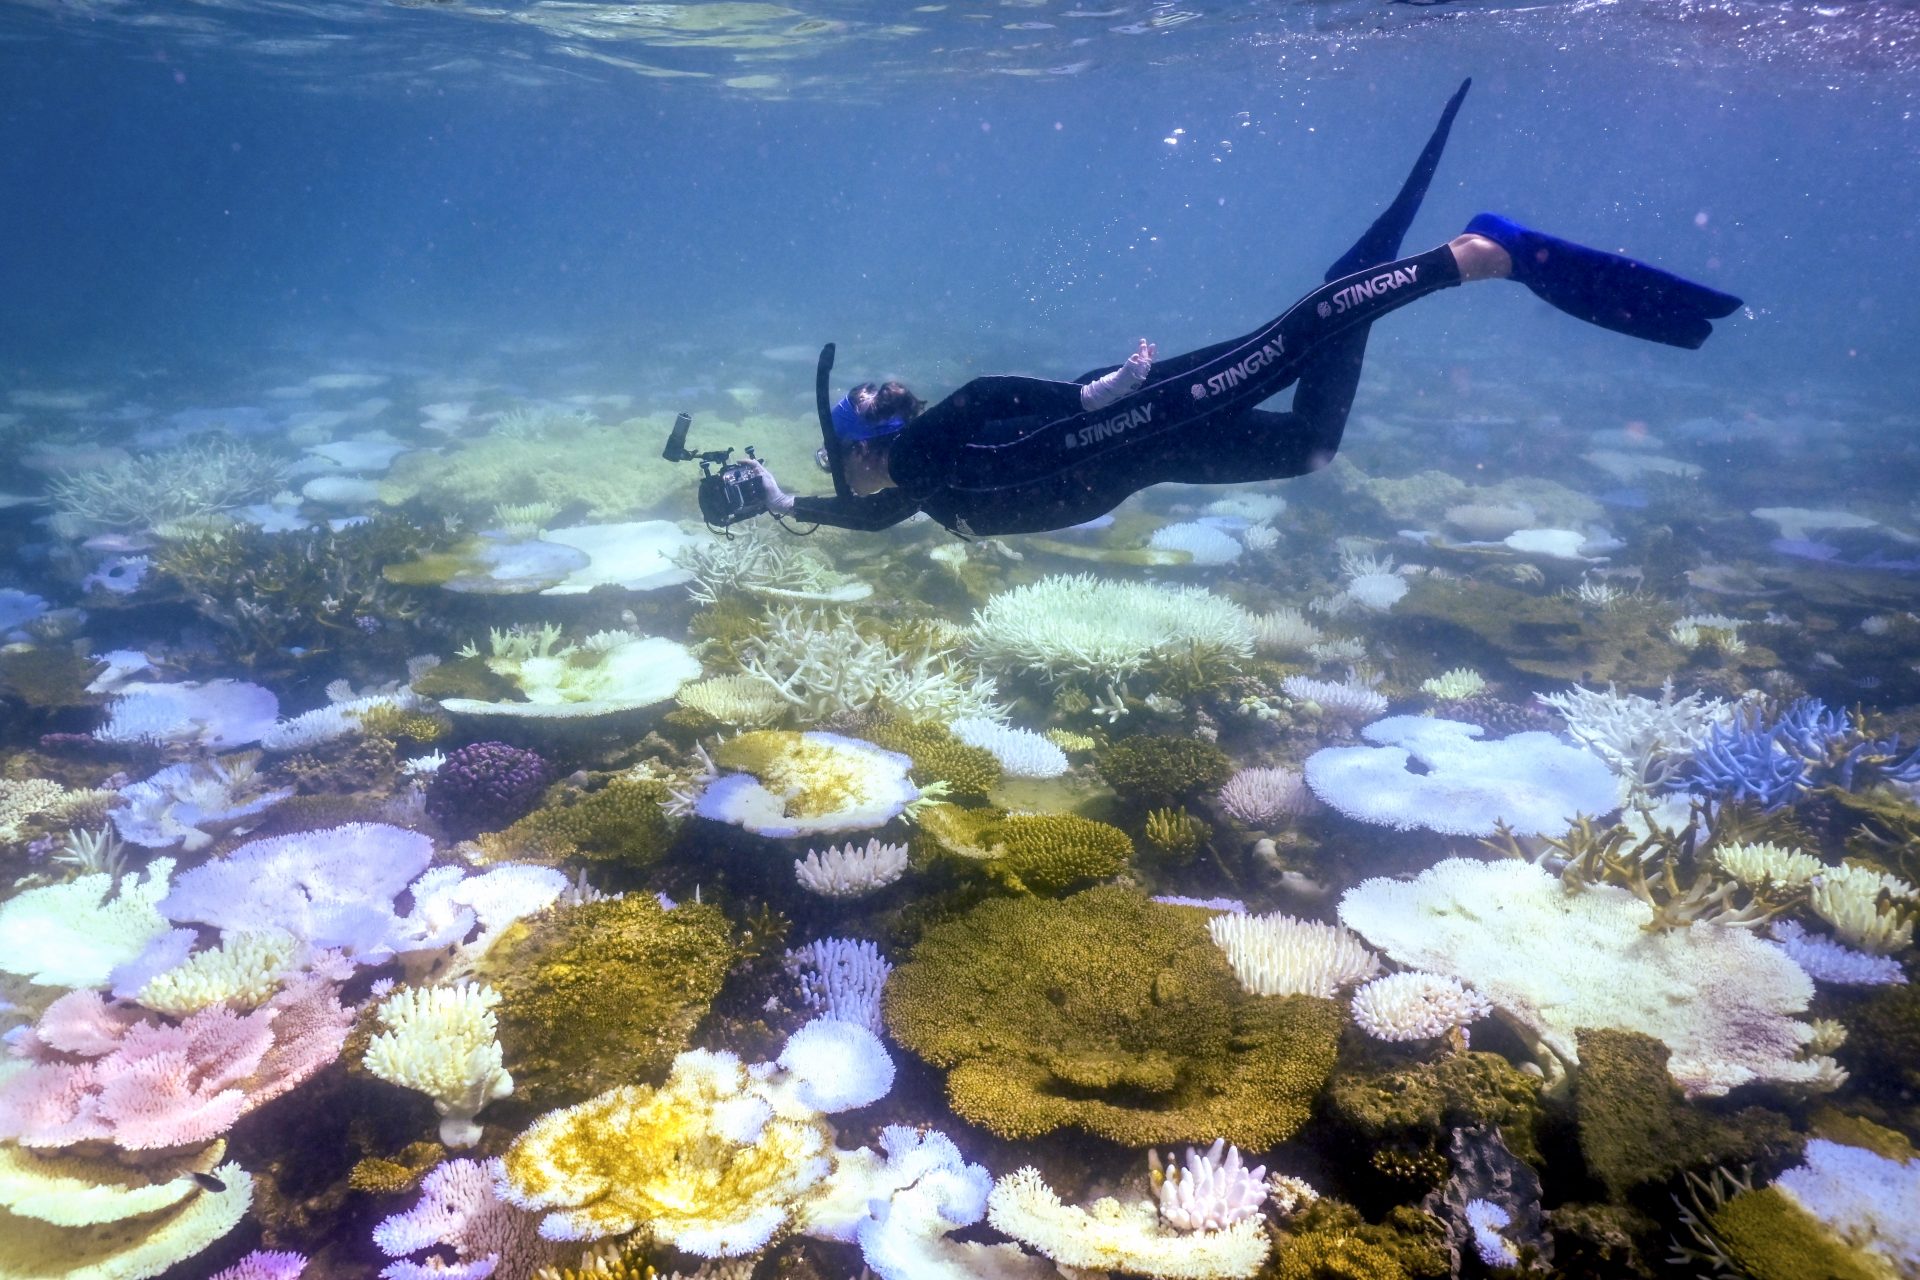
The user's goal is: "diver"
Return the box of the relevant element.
[749,79,1740,539]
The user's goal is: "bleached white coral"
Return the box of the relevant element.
[1670,613,1747,655]
[742,607,1003,723]
[1348,971,1492,1043]
[1807,863,1916,955]
[1148,521,1243,566]
[1464,1199,1520,1269]
[110,755,292,852]
[986,1166,1270,1279]
[1773,1140,1920,1276]
[1250,607,1321,655]
[1769,920,1906,986]
[1343,572,1408,612]
[0,857,176,990]
[260,691,421,753]
[1536,679,1737,792]
[675,521,871,603]
[1216,767,1316,826]
[363,981,513,1147]
[785,937,893,1034]
[1340,856,1832,1096]
[1280,675,1388,722]
[969,574,1256,683]
[1206,911,1378,998]
[1149,1140,1268,1233]
[950,718,1069,779]
[793,839,910,899]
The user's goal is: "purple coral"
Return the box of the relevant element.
[426,741,550,838]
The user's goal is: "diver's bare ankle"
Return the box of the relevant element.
[1449,233,1512,282]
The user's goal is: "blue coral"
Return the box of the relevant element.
[426,740,551,838]
[1687,708,1805,810]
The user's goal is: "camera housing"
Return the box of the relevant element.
[663,411,768,529]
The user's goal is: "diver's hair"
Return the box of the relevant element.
[851,380,925,425]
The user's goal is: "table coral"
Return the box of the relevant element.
[477,892,732,1110]
[883,885,1341,1146]
[0,1154,253,1280]
[0,857,175,990]
[696,730,920,838]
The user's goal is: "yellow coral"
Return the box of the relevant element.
[499,1050,832,1253]
[917,803,1131,894]
[476,777,676,866]
[675,675,787,728]
[860,717,1001,802]
[137,929,300,1017]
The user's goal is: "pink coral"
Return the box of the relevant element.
[373,1158,552,1280]
[0,963,352,1150]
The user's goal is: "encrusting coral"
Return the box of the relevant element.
[1323,1050,1545,1169]
[476,891,733,1110]
[883,884,1342,1146]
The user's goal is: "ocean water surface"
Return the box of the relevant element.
[1,2,1918,1278]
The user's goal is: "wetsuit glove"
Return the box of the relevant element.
[745,460,796,515]
[1080,338,1156,411]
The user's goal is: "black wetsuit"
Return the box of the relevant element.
[791,79,1472,539]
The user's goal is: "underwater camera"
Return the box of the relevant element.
[662,411,767,528]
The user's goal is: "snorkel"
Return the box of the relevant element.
[814,344,908,500]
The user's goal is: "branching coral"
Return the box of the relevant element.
[883,885,1341,1146]
[969,573,1257,684]
[738,606,1003,724]
[364,981,514,1147]
[674,522,870,603]
[155,513,448,671]
[1096,736,1234,808]
[48,434,288,533]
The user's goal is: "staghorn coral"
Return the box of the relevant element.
[48,434,288,532]
[738,605,1003,724]
[1096,736,1234,808]
[477,891,732,1110]
[792,838,909,899]
[883,885,1341,1147]
[915,803,1134,894]
[155,513,446,671]
[1143,806,1211,864]
[1216,766,1316,827]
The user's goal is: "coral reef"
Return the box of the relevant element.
[424,740,551,839]
[476,775,678,866]
[1096,735,1234,808]
[915,803,1134,894]
[1324,1050,1545,1168]
[477,891,732,1109]
[883,885,1342,1146]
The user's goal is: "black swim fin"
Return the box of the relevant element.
[1325,77,1472,281]
[1464,212,1742,349]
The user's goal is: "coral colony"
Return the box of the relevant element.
[4,395,1920,1280]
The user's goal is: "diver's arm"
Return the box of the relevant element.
[1079,338,1156,410]
[787,488,923,531]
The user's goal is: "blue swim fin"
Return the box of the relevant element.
[1464,213,1741,349]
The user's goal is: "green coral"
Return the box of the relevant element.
[916,803,1133,894]
[1323,1050,1544,1168]
[378,415,688,522]
[1095,735,1233,807]
[1574,1029,1794,1202]
[353,703,448,744]
[883,884,1341,1146]
[1706,1185,1882,1280]
[1268,1201,1450,1280]
[478,893,732,1110]
[861,716,1001,801]
[475,777,677,866]
[1142,806,1210,864]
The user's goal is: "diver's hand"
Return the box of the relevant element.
[745,460,796,515]
[1079,338,1156,411]
[1125,338,1156,380]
